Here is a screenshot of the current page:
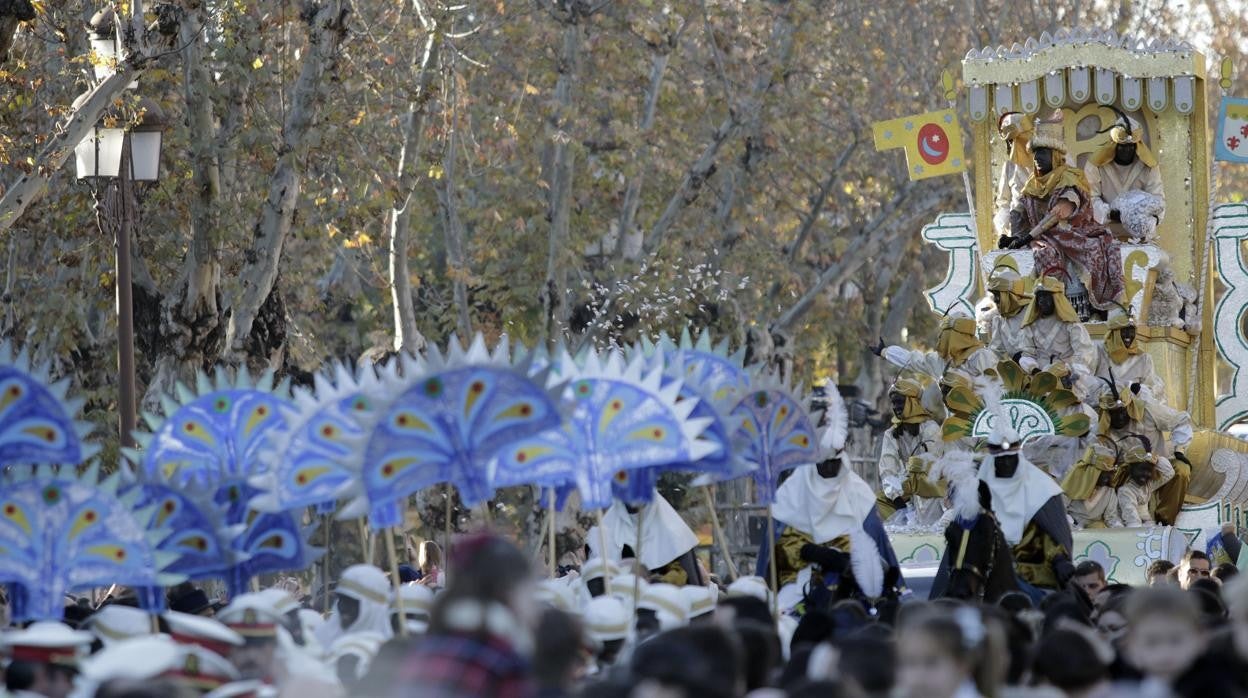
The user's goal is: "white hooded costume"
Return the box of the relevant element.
[586,491,699,584]
[315,564,394,648]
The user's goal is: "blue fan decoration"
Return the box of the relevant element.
[0,465,182,621]
[250,362,385,515]
[0,343,95,468]
[343,335,563,529]
[490,350,719,511]
[731,372,820,505]
[130,370,295,490]
[222,480,322,597]
[124,479,239,582]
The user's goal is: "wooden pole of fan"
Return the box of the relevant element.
[703,485,739,580]
[547,487,557,578]
[385,527,408,637]
[766,504,778,619]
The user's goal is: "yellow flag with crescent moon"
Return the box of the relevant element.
[872,109,967,181]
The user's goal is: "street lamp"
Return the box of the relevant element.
[73,95,165,448]
[87,6,137,88]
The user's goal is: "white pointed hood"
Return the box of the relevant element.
[771,464,875,544]
[977,452,1062,545]
[589,491,698,571]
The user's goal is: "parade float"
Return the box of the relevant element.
[885,29,1248,584]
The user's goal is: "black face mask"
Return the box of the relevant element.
[889,393,907,418]
[587,578,606,598]
[1033,147,1055,175]
[1035,292,1056,318]
[990,290,1001,305]
[624,503,641,515]
[1109,406,1130,430]
[993,453,1019,479]
[817,458,842,479]
[337,594,361,629]
[1129,461,1153,485]
[1120,326,1136,348]
[1114,142,1137,167]
[1096,471,1114,488]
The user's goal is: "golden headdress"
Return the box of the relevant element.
[1021,276,1080,326]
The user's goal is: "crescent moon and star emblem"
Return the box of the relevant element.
[917,123,950,165]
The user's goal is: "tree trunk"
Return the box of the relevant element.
[439,62,472,340]
[539,12,582,344]
[225,1,351,365]
[388,30,439,354]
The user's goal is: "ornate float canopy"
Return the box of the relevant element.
[963,28,1204,121]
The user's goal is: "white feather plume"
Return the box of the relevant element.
[928,449,981,521]
[976,374,1018,447]
[848,527,885,598]
[818,382,849,455]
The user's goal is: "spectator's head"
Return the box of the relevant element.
[1095,591,1132,647]
[1225,573,1248,661]
[836,633,895,698]
[429,535,535,643]
[732,620,781,692]
[533,608,585,691]
[1180,550,1212,589]
[631,625,743,698]
[1072,560,1107,599]
[1031,627,1111,694]
[715,595,772,628]
[1190,580,1228,626]
[1124,586,1206,682]
[1147,559,1177,586]
[896,608,985,698]
[1214,562,1239,584]
[996,592,1033,616]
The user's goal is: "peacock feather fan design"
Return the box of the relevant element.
[0,343,95,468]
[940,358,1090,445]
[0,464,183,621]
[123,477,242,582]
[490,349,719,511]
[222,482,323,597]
[341,334,564,529]
[249,361,386,514]
[665,328,754,487]
[128,369,295,490]
[731,370,821,505]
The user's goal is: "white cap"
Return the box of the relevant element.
[0,621,93,666]
[535,579,579,614]
[164,610,244,654]
[79,635,181,684]
[583,597,630,643]
[638,583,689,631]
[581,557,620,583]
[679,585,718,619]
[392,584,435,634]
[256,588,300,616]
[609,574,649,608]
[336,564,392,606]
[87,605,153,646]
[216,593,285,639]
[726,576,772,603]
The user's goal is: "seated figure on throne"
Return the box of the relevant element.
[992,112,1035,235]
[998,111,1126,314]
[1084,111,1165,242]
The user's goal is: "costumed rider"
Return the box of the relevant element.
[875,312,999,384]
[315,564,395,648]
[999,110,1126,314]
[926,450,1021,603]
[1095,373,1192,526]
[982,265,1031,359]
[993,112,1035,235]
[1115,434,1176,528]
[1090,309,1163,404]
[1083,110,1165,242]
[587,490,704,586]
[875,376,946,526]
[1017,276,1096,389]
[766,383,901,612]
[1061,436,1125,529]
[977,392,1074,600]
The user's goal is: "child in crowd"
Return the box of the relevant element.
[1123,587,1206,687]
[896,607,987,698]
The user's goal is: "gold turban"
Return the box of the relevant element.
[1061,441,1119,500]
[935,316,983,365]
[988,274,1029,317]
[1104,313,1141,364]
[1089,115,1158,169]
[1096,388,1145,435]
[1021,276,1080,327]
[889,377,930,425]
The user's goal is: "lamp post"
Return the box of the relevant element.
[74,91,164,449]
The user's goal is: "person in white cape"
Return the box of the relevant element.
[764,383,902,613]
[976,397,1074,601]
[314,564,395,648]
[586,490,704,586]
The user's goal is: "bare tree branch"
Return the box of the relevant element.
[226,1,352,360]
[786,139,858,264]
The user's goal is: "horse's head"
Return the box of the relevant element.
[943,515,1001,601]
